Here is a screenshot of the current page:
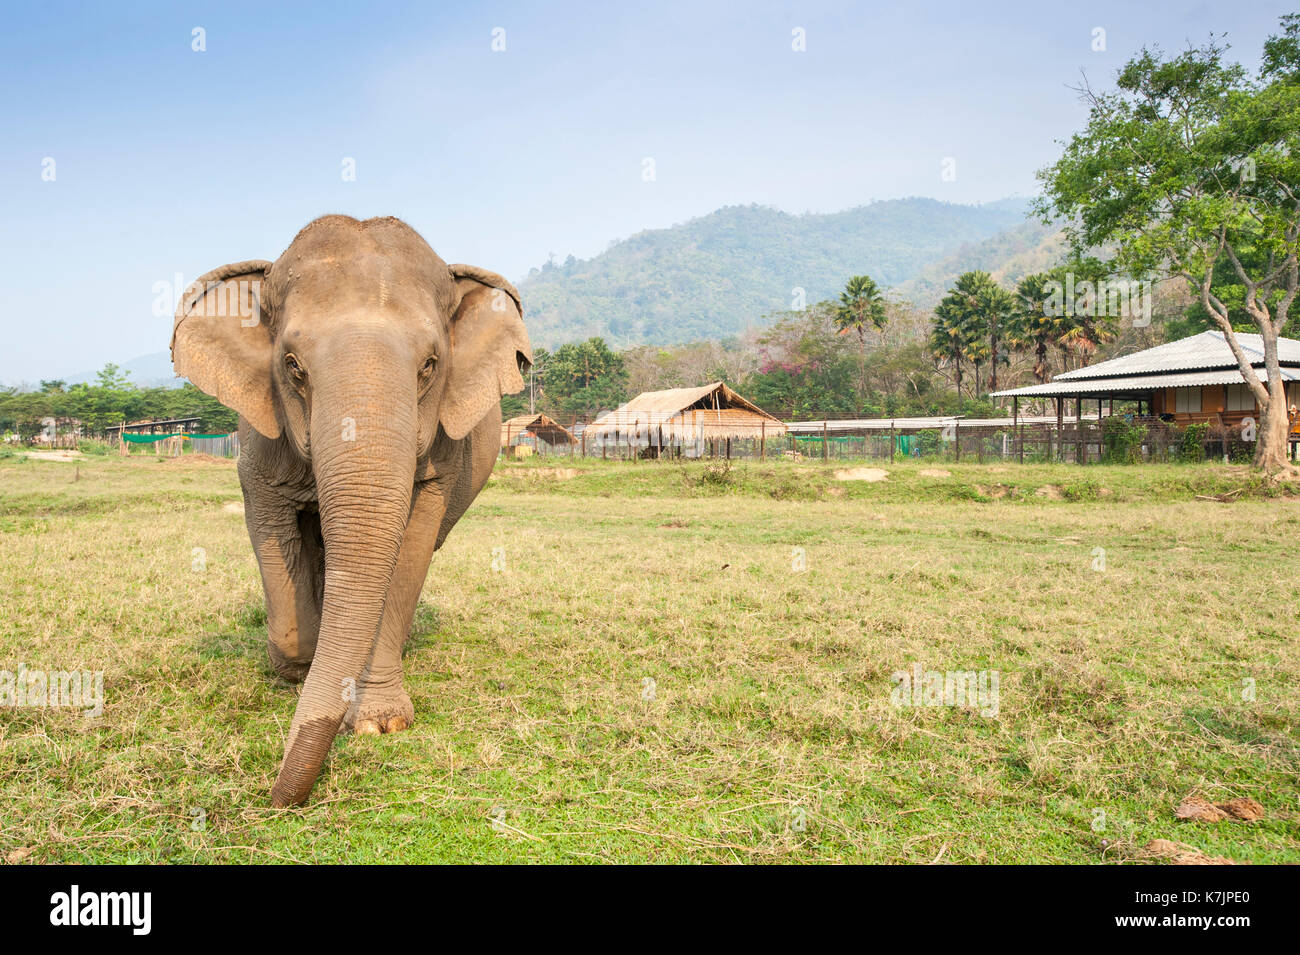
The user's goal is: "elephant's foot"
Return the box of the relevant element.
[268,639,313,683]
[344,686,414,735]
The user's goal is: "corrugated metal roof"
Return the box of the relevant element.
[993,366,1300,399]
[787,415,1081,433]
[1053,331,1300,380]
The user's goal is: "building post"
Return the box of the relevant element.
[760,419,766,460]
[822,421,828,462]
[1014,397,1023,464]
[1055,397,1063,462]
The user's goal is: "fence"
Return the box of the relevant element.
[501,414,1290,464]
[119,432,240,458]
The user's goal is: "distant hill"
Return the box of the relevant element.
[892,219,1065,308]
[12,198,1056,390]
[517,197,1034,347]
[65,351,180,389]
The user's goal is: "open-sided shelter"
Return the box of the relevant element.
[582,381,785,457]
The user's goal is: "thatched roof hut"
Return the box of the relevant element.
[582,382,785,454]
[501,413,575,448]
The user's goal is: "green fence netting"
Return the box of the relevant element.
[121,433,234,443]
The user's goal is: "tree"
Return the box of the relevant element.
[1009,272,1063,383]
[544,338,628,419]
[929,299,975,397]
[1036,16,1300,471]
[748,303,860,418]
[834,275,888,404]
[932,271,1015,395]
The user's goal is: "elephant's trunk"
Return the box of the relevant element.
[270,340,416,807]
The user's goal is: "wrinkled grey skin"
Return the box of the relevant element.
[171,215,530,806]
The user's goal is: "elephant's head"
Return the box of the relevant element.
[171,215,530,805]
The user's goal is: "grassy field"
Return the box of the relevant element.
[1,450,1297,863]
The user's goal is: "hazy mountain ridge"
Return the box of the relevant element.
[518,197,1034,347]
[7,198,1053,389]
[893,219,1066,308]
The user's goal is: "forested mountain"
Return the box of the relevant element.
[893,220,1065,308]
[518,197,1033,347]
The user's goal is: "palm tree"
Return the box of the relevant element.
[930,300,977,397]
[1050,258,1119,371]
[834,275,888,408]
[1009,273,1062,384]
[934,271,1015,395]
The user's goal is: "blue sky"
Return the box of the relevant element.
[0,0,1293,383]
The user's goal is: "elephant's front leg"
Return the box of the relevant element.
[243,478,324,683]
[344,478,448,734]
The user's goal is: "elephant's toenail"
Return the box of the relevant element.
[385,716,408,733]
[355,719,381,735]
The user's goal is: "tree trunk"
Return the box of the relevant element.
[1255,379,1291,470]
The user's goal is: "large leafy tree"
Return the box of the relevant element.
[543,337,629,419]
[1036,16,1300,471]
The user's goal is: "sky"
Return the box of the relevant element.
[0,0,1293,383]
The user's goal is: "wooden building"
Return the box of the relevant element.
[992,331,1300,432]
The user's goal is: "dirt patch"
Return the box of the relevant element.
[1035,485,1064,500]
[167,453,225,465]
[833,467,888,482]
[1175,794,1265,823]
[534,467,579,480]
[977,484,1011,500]
[1140,839,1241,865]
[919,468,951,478]
[22,450,83,462]
[222,501,246,515]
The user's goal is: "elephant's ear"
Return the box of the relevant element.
[440,264,532,441]
[171,260,280,439]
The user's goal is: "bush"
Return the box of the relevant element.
[912,429,942,457]
[1176,423,1210,462]
[1101,416,1145,463]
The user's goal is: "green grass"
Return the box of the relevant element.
[0,452,1297,863]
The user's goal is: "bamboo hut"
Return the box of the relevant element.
[501,413,575,456]
[582,381,785,458]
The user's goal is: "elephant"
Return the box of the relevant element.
[171,215,531,807]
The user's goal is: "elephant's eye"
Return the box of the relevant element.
[284,353,305,379]
[421,355,438,376]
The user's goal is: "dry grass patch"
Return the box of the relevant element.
[0,455,1297,863]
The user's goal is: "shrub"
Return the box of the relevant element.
[1176,423,1210,462]
[1101,417,1145,463]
